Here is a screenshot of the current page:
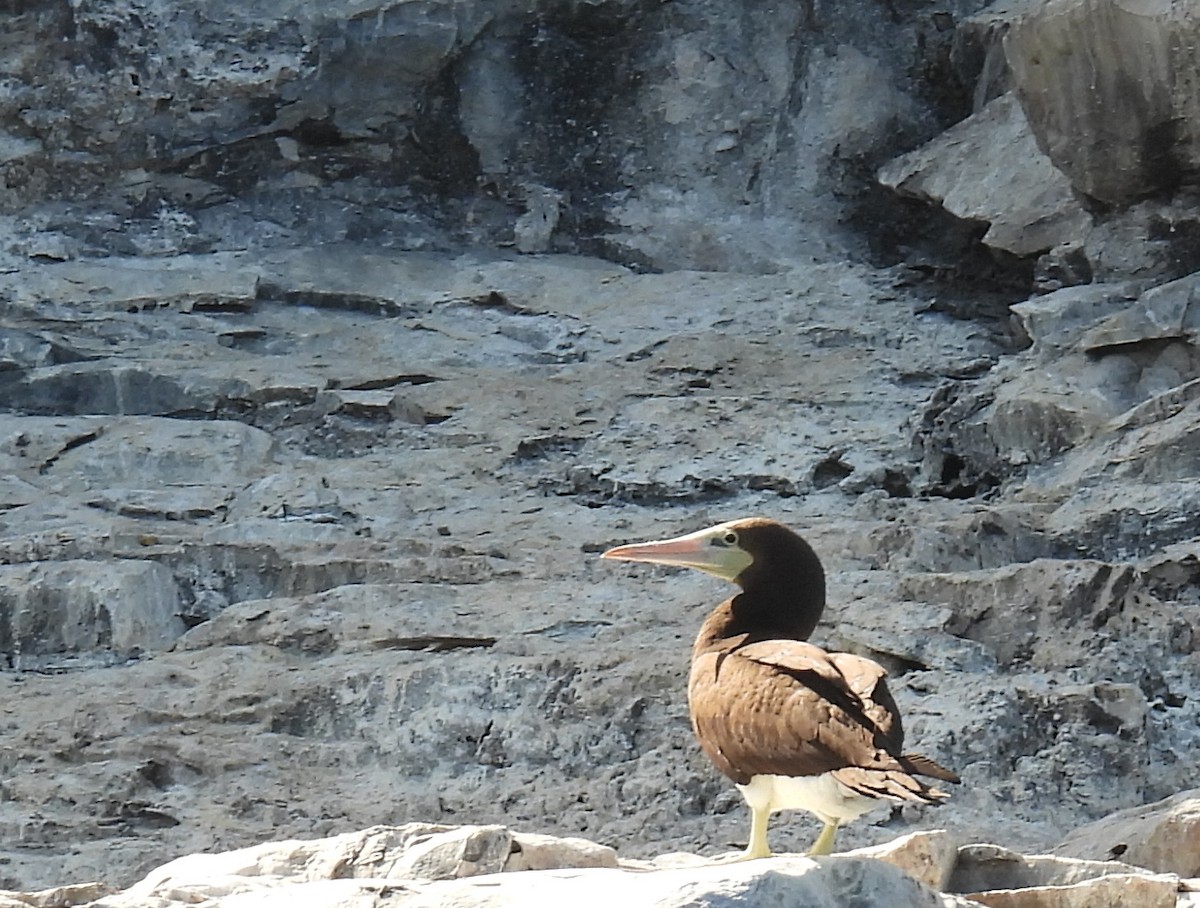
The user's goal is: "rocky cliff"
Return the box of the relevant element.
[1,0,1199,899]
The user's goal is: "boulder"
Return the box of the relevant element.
[877,93,1090,256]
[848,829,962,891]
[1003,0,1200,205]
[949,844,1181,908]
[0,560,184,666]
[1055,790,1200,878]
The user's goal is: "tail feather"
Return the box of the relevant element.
[900,752,961,784]
[831,766,952,806]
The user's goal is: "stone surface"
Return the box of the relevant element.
[950,843,1176,891]
[0,246,1197,891]
[1056,790,1200,878]
[965,874,1178,908]
[66,825,983,908]
[0,0,1002,273]
[0,560,185,668]
[949,843,1184,908]
[1003,0,1200,206]
[8,824,1196,908]
[877,93,1090,256]
[878,0,1200,283]
[848,830,962,891]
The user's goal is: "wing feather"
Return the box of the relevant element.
[689,640,952,797]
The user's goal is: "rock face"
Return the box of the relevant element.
[0,0,994,272]
[882,0,1200,282]
[877,93,1091,257]
[1004,0,1200,206]
[0,0,1199,899]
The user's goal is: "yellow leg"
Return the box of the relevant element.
[807,821,838,856]
[740,804,772,860]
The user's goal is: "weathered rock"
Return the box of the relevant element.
[1081,272,1200,353]
[1003,0,1200,206]
[88,825,981,908]
[877,93,1090,256]
[0,560,184,667]
[952,843,1167,890]
[897,559,1136,668]
[965,874,1179,908]
[0,883,108,908]
[848,829,962,891]
[506,831,618,872]
[0,0,1000,272]
[0,0,1199,896]
[949,843,1181,908]
[1009,284,1138,357]
[1056,790,1200,878]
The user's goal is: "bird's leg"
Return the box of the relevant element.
[739,804,772,860]
[806,821,839,856]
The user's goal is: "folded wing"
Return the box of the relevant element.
[688,640,957,796]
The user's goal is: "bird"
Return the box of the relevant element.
[601,517,958,859]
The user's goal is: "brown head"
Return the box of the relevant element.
[601,517,826,641]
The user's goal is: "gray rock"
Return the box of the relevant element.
[1010,284,1138,357]
[877,93,1090,256]
[0,241,1197,890]
[964,874,1179,908]
[897,559,1136,668]
[949,844,1181,908]
[0,560,184,667]
[847,830,962,891]
[950,842,1176,891]
[1003,0,1200,205]
[1081,273,1200,353]
[1056,790,1200,878]
[2,0,1200,888]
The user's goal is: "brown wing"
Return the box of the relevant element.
[687,640,934,787]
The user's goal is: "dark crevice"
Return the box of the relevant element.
[812,456,853,489]
[37,429,103,474]
[369,635,497,653]
[255,283,420,317]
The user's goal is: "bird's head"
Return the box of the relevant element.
[601,517,819,590]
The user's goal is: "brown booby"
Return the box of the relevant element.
[601,517,958,858]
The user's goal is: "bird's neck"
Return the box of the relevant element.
[693,584,825,655]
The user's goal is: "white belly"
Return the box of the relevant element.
[737,773,880,826]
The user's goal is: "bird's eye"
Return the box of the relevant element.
[722,531,738,546]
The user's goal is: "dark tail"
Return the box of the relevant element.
[900,752,960,784]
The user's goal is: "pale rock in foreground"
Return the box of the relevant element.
[10,824,1200,908]
[90,826,977,908]
[1055,789,1200,878]
[949,844,1182,908]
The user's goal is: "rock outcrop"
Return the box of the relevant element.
[3,825,1195,908]
[1004,0,1200,206]
[881,0,1200,283]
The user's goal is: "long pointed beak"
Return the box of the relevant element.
[601,525,751,582]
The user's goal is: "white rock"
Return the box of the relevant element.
[848,829,960,891]
[97,830,982,908]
